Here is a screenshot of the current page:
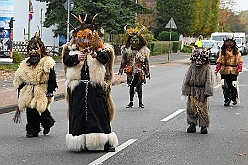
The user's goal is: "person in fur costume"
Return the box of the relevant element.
[182,47,214,134]
[62,14,118,152]
[13,29,57,138]
[118,25,150,108]
[215,38,243,106]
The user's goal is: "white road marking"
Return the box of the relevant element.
[89,139,137,165]
[160,109,185,122]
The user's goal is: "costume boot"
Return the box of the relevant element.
[201,126,208,134]
[187,123,196,133]
[40,109,55,135]
[223,88,231,106]
[231,93,237,105]
[137,84,144,108]
[224,98,231,106]
[26,108,40,137]
[139,102,144,108]
[104,142,115,152]
[126,102,133,108]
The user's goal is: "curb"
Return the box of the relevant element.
[0,79,126,115]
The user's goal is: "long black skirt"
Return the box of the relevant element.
[68,82,111,136]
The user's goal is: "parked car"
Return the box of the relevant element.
[202,40,220,64]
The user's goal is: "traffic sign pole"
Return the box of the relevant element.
[165,18,177,61]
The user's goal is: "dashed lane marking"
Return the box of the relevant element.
[160,109,185,122]
[89,139,137,165]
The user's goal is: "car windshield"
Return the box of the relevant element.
[212,35,233,41]
[202,41,218,49]
[235,38,242,45]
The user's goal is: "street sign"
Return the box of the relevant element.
[165,18,177,61]
[64,0,74,11]
[165,18,177,29]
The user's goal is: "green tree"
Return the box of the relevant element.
[155,0,219,37]
[218,0,247,32]
[35,0,151,37]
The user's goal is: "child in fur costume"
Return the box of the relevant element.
[13,30,57,138]
[215,38,243,106]
[182,47,214,134]
[118,25,150,108]
[62,14,118,152]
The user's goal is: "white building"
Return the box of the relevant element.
[13,0,59,46]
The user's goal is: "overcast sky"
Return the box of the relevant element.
[236,0,248,11]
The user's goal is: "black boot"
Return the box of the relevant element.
[104,143,115,152]
[201,126,208,134]
[224,99,231,106]
[40,109,55,135]
[224,97,231,106]
[26,108,40,138]
[187,123,196,133]
[126,102,133,108]
[43,128,50,135]
[139,103,144,108]
[232,96,237,105]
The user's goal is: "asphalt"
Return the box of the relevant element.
[0,53,191,114]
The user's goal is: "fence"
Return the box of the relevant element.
[12,41,61,56]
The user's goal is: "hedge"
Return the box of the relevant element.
[148,41,182,56]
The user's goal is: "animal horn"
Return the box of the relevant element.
[71,13,87,28]
[90,14,98,30]
[137,25,146,35]
[36,25,40,39]
[124,25,132,36]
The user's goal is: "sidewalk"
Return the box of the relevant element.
[0,53,190,114]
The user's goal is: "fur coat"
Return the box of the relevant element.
[13,56,56,114]
[119,46,150,84]
[182,63,214,127]
[216,50,244,75]
[62,43,116,122]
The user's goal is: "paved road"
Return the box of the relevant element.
[1,54,248,165]
[0,53,191,113]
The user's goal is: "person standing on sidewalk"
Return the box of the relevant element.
[194,35,203,49]
[13,29,57,138]
[62,14,118,152]
[118,25,150,108]
[182,47,214,134]
[215,37,243,106]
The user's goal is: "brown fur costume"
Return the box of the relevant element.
[216,50,243,75]
[182,63,214,127]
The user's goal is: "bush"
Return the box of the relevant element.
[172,42,179,53]
[181,45,192,53]
[12,51,27,64]
[157,31,179,41]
